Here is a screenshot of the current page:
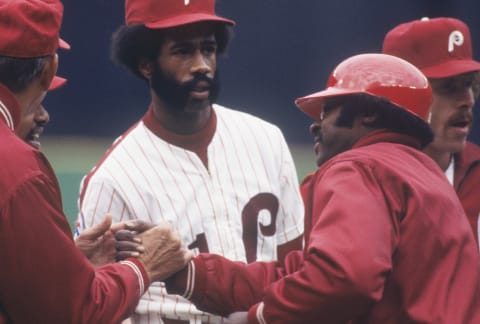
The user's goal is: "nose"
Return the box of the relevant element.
[191,51,211,75]
[456,87,475,110]
[35,105,50,125]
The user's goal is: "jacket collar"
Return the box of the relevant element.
[353,129,422,150]
[453,142,480,189]
[0,83,21,131]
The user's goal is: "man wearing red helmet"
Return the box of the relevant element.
[383,17,480,248]
[77,0,304,323]
[0,1,192,323]
[164,54,480,324]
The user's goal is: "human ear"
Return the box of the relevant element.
[138,59,154,80]
[40,54,58,91]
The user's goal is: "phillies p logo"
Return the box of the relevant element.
[448,30,464,53]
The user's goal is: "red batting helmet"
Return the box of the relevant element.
[295,53,432,121]
[125,0,235,29]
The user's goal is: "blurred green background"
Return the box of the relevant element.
[42,136,316,233]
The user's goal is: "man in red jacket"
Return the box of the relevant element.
[383,17,480,247]
[165,53,480,323]
[0,0,192,323]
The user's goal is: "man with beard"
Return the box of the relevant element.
[77,0,304,323]
[383,17,480,247]
[164,53,480,324]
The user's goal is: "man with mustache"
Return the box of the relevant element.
[383,17,480,247]
[164,53,480,324]
[0,0,192,323]
[77,0,304,323]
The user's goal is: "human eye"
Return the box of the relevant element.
[202,42,217,55]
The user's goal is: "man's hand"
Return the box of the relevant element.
[222,312,248,324]
[114,220,155,261]
[75,215,116,268]
[136,221,193,282]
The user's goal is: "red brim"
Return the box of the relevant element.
[421,59,480,78]
[295,88,362,119]
[59,37,71,50]
[49,76,67,90]
[144,13,235,29]
[49,37,70,90]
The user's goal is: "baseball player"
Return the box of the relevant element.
[383,17,480,247]
[165,54,480,324]
[77,0,304,323]
[0,0,192,323]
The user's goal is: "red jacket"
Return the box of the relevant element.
[167,131,480,324]
[0,84,149,323]
[454,142,480,245]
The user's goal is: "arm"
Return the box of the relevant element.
[246,162,398,323]
[0,174,191,323]
[169,162,398,323]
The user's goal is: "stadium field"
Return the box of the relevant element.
[42,136,316,232]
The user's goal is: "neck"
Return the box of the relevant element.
[423,146,453,171]
[151,94,211,134]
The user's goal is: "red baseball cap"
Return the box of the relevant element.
[125,0,235,28]
[382,17,480,79]
[0,0,70,90]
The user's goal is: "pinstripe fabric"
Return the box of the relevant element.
[78,104,304,323]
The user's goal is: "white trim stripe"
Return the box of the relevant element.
[120,260,145,296]
[183,260,195,299]
[0,100,14,130]
[256,302,267,324]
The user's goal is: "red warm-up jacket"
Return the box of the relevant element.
[454,141,480,246]
[0,84,148,323]
[167,131,480,324]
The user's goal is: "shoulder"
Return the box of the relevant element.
[84,124,145,178]
[461,141,480,162]
[213,104,283,135]
[0,138,58,207]
[323,142,440,180]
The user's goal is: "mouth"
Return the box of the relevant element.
[447,113,472,131]
[313,136,322,154]
[189,81,210,99]
[26,131,42,149]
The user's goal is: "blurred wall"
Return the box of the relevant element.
[44,0,480,144]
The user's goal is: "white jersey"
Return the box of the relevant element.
[78,104,304,323]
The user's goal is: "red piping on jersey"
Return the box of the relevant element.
[142,104,217,167]
[79,104,218,207]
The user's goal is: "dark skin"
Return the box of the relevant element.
[138,22,217,135]
[119,22,302,263]
[222,101,378,324]
[309,103,376,167]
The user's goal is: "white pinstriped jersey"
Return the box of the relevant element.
[77,104,304,324]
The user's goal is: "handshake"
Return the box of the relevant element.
[75,215,194,283]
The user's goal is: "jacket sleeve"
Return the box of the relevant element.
[168,161,399,323]
[0,173,148,323]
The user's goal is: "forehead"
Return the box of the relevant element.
[163,22,217,44]
[430,71,480,85]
